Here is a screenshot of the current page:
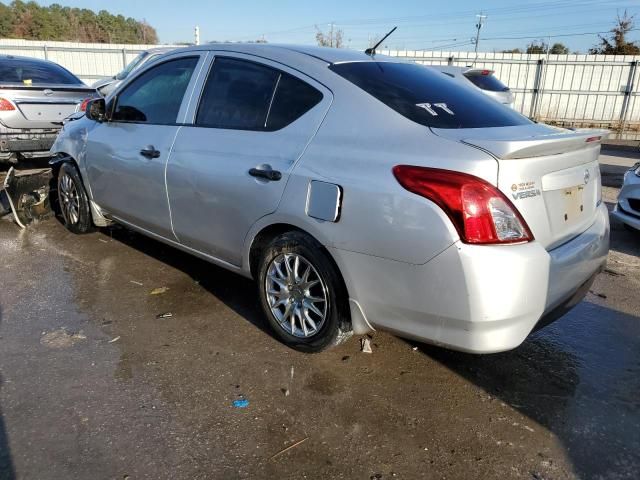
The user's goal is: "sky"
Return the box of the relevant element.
[35,0,640,52]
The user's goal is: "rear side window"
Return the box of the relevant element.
[0,58,82,85]
[330,62,529,129]
[111,56,198,125]
[465,72,510,92]
[267,74,323,130]
[196,57,323,131]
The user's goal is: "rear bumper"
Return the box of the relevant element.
[0,127,59,156]
[330,203,610,354]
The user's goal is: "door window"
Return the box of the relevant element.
[111,56,198,125]
[196,57,323,131]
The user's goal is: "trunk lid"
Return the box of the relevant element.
[0,84,96,128]
[432,124,607,250]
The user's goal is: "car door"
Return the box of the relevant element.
[166,54,332,266]
[85,53,205,239]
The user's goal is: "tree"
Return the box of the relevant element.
[0,0,158,43]
[501,48,523,53]
[315,25,344,48]
[590,10,640,54]
[526,40,548,54]
[549,42,569,54]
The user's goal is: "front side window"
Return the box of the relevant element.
[330,62,529,129]
[111,56,198,125]
[196,57,323,131]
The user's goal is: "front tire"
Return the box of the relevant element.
[258,231,351,352]
[57,162,94,234]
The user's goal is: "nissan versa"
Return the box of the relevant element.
[49,44,610,353]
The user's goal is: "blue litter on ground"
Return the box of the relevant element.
[233,398,249,408]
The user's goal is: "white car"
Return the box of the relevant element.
[613,163,640,232]
[435,66,515,107]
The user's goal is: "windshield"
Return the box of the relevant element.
[115,52,149,80]
[0,58,83,85]
[330,62,530,129]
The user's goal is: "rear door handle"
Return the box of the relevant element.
[140,145,161,159]
[249,165,282,181]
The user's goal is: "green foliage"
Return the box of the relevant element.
[526,40,548,54]
[590,10,640,54]
[549,43,569,54]
[0,1,158,44]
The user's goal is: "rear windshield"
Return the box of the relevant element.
[330,62,529,129]
[465,72,510,92]
[0,57,82,85]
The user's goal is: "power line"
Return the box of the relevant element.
[481,27,640,41]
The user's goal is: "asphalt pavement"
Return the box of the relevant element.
[0,148,639,479]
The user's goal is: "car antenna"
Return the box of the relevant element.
[365,26,397,56]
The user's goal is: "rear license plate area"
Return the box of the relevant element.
[563,185,585,222]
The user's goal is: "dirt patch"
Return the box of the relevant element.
[40,328,87,349]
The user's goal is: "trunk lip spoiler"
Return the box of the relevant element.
[460,129,610,160]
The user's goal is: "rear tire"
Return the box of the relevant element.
[257,231,351,352]
[57,162,94,234]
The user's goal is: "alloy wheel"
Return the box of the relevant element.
[265,253,329,338]
[59,172,80,225]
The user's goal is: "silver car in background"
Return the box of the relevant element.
[436,66,515,106]
[0,55,96,164]
[613,163,640,232]
[92,47,175,97]
[50,44,609,354]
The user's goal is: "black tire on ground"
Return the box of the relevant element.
[57,162,94,234]
[257,231,351,353]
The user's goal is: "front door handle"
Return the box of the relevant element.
[140,145,160,159]
[249,165,282,181]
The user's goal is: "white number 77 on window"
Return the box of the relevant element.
[415,102,455,116]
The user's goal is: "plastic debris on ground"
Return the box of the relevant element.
[233,398,249,408]
[150,287,169,295]
[361,337,373,353]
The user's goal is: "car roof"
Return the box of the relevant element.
[0,54,62,66]
[145,47,176,54]
[173,43,396,65]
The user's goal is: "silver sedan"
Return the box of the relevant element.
[50,44,609,353]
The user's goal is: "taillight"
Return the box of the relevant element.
[393,165,533,245]
[79,98,91,112]
[0,97,16,111]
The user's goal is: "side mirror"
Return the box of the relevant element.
[86,98,106,122]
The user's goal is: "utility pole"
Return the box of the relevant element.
[194,25,200,45]
[474,12,487,54]
[329,22,335,47]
